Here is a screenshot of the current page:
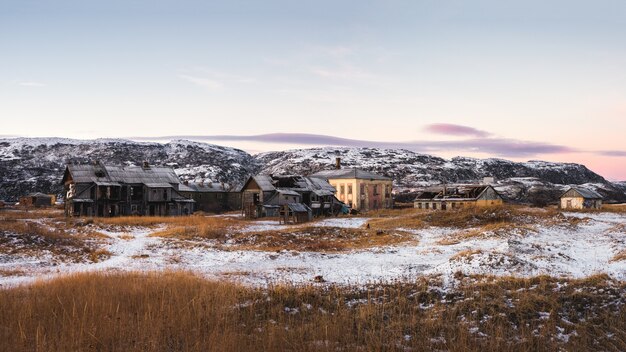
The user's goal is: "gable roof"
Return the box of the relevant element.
[414,185,500,201]
[561,187,603,200]
[243,174,336,194]
[62,164,181,185]
[310,168,391,181]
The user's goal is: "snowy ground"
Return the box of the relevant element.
[1,211,625,288]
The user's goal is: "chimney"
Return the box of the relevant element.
[183,180,189,185]
[93,160,100,166]
[142,161,150,169]
[335,157,341,170]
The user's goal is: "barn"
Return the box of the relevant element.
[560,187,603,210]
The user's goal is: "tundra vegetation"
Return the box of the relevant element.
[1,205,625,351]
[0,272,624,352]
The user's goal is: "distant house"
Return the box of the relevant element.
[414,184,503,210]
[310,158,393,211]
[61,162,194,217]
[179,182,241,213]
[240,175,339,219]
[19,192,55,207]
[560,187,603,210]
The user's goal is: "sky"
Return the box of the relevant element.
[1,0,625,179]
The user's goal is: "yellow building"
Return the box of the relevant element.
[311,167,393,211]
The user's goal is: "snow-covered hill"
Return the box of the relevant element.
[0,138,624,203]
[255,147,626,203]
[0,138,258,201]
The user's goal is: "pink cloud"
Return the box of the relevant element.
[424,123,491,138]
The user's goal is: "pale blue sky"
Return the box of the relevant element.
[1,1,625,178]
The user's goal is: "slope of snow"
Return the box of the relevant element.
[2,212,624,288]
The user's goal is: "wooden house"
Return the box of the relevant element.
[310,159,393,211]
[178,182,241,213]
[414,185,503,210]
[279,203,313,224]
[560,187,603,209]
[62,162,194,217]
[240,175,339,219]
[19,192,55,207]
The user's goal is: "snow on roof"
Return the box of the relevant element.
[563,187,603,199]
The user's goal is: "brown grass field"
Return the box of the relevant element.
[0,272,624,352]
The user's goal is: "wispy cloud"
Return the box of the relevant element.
[597,150,626,157]
[177,68,256,90]
[18,81,45,87]
[177,74,223,90]
[309,64,376,81]
[133,133,577,158]
[424,123,491,138]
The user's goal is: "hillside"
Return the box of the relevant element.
[256,147,626,203]
[0,138,258,201]
[0,138,624,203]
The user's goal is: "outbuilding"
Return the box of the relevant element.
[560,187,603,209]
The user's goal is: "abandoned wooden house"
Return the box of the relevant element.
[240,175,339,219]
[62,162,195,217]
[178,181,241,213]
[310,158,393,211]
[560,187,603,210]
[279,203,313,224]
[413,184,503,210]
[19,192,56,207]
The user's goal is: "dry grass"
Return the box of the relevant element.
[0,208,65,220]
[437,222,537,245]
[600,204,626,213]
[0,272,624,352]
[227,226,417,252]
[367,205,539,231]
[610,250,626,262]
[0,268,26,277]
[0,219,109,263]
[451,249,484,260]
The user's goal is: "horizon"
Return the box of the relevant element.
[1,1,625,179]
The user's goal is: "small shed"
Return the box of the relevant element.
[279,203,312,224]
[19,193,55,207]
[560,187,603,209]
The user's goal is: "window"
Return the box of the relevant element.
[360,185,365,195]
[451,203,456,209]
[373,185,378,196]
[348,185,352,194]
[340,185,345,195]
[432,203,437,210]
[417,203,422,209]
[425,203,429,209]
[566,200,572,208]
